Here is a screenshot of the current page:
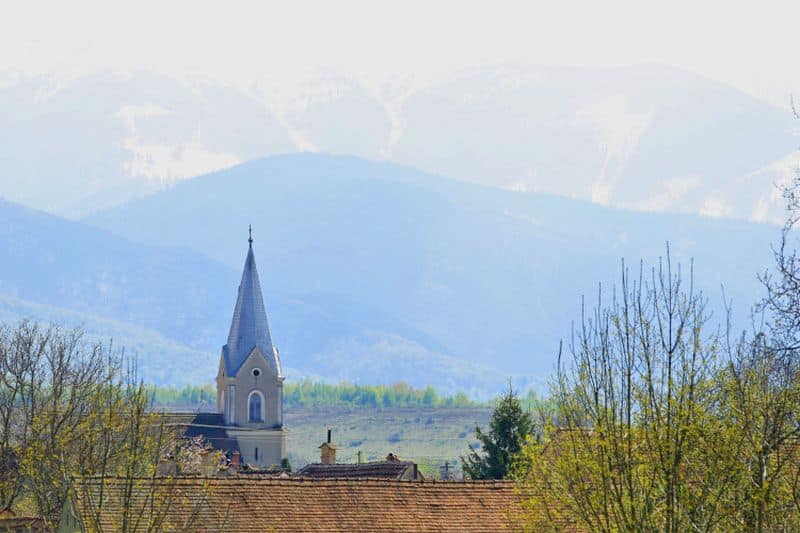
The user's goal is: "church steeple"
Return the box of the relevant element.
[216,228,286,465]
[222,228,281,377]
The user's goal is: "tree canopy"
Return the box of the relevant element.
[461,385,534,480]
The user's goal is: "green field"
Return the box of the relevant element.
[285,406,492,477]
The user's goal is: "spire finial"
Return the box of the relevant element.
[248,225,253,248]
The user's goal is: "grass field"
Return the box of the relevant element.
[285,406,492,477]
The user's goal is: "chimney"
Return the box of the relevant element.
[231,451,241,468]
[440,461,451,480]
[319,429,337,465]
[157,456,177,476]
[357,450,363,464]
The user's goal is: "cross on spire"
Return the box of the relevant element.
[248,225,253,248]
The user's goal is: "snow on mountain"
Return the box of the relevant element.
[0,65,796,223]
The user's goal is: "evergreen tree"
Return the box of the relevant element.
[461,385,533,479]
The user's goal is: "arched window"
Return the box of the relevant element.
[248,391,263,422]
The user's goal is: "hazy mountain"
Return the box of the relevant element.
[0,197,501,394]
[86,154,778,390]
[279,76,393,157]
[0,197,235,349]
[0,72,293,216]
[389,65,798,223]
[1,65,795,222]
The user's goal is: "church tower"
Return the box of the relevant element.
[216,227,286,468]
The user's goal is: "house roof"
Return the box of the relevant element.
[296,461,417,480]
[0,515,45,532]
[162,412,240,453]
[0,510,46,532]
[223,242,280,377]
[69,477,527,532]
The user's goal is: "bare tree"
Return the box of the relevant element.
[0,322,108,518]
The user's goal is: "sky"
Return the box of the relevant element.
[2,0,800,108]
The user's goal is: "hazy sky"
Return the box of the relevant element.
[3,0,800,108]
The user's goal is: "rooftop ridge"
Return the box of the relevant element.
[301,460,416,466]
[76,475,516,486]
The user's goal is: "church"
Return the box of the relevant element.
[168,230,427,475]
[170,228,287,468]
[214,227,286,467]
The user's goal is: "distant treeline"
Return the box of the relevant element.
[283,381,476,408]
[151,383,217,406]
[149,381,502,408]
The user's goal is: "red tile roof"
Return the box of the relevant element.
[0,515,46,532]
[296,460,419,480]
[70,477,527,532]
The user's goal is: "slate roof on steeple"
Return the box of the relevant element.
[222,237,281,377]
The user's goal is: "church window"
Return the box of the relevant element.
[252,368,261,377]
[248,391,263,422]
[255,447,259,461]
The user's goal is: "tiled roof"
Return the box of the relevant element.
[0,516,45,532]
[162,412,240,453]
[162,412,225,426]
[296,461,416,479]
[70,477,527,532]
[223,244,280,377]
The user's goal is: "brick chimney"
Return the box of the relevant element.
[231,451,241,469]
[319,429,337,465]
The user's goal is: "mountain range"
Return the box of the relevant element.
[0,154,777,396]
[0,62,795,396]
[0,65,796,222]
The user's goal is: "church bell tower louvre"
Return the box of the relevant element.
[215,226,286,468]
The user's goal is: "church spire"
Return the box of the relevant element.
[222,228,280,376]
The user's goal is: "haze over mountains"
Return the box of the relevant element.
[1,65,796,221]
[0,64,794,396]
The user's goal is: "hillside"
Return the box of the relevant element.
[0,197,502,393]
[0,292,211,387]
[284,406,492,475]
[0,198,235,349]
[86,154,777,392]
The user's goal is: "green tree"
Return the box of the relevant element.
[0,320,212,530]
[515,251,729,531]
[461,385,533,480]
